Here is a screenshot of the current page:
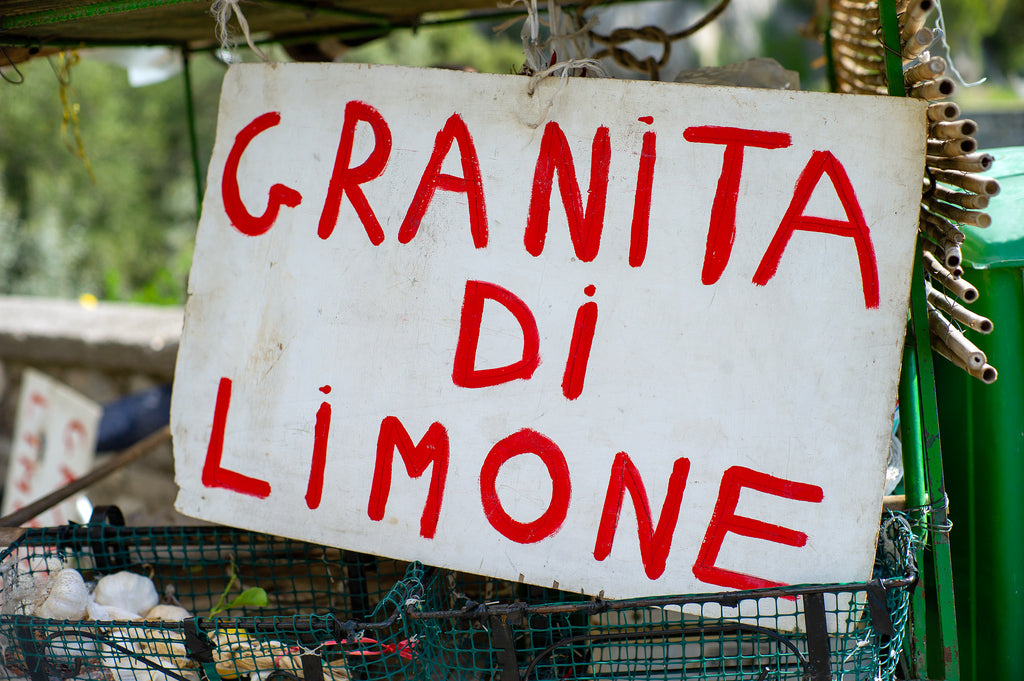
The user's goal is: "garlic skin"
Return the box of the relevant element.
[144,604,192,621]
[87,599,142,621]
[34,569,89,620]
[92,572,159,615]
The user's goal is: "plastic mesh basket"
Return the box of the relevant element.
[0,523,425,681]
[402,512,916,681]
[1,513,915,681]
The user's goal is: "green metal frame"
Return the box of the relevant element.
[875,0,961,677]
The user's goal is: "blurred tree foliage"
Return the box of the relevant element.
[0,53,222,303]
[0,23,521,305]
[0,3,1019,306]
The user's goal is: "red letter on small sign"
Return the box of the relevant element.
[452,280,540,389]
[752,150,880,309]
[400,113,488,248]
[692,466,823,591]
[319,101,392,244]
[480,429,571,544]
[682,126,791,285]
[593,452,691,580]
[526,122,611,262]
[368,416,450,539]
[222,112,303,237]
[202,377,272,499]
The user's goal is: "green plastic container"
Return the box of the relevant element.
[933,146,1024,681]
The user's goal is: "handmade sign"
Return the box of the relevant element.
[172,63,925,598]
[2,369,101,527]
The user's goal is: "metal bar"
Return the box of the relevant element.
[877,0,906,96]
[490,615,522,681]
[803,592,832,681]
[182,45,203,220]
[908,235,961,680]
[0,0,194,31]
[0,426,171,527]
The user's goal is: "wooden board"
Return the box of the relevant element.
[172,63,926,598]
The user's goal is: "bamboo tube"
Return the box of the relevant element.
[900,0,935,43]
[835,69,887,93]
[924,194,992,228]
[926,101,960,122]
[923,232,962,269]
[904,56,946,83]
[833,24,882,45]
[834,43,886,69]
[930,168,1000,196]
[833,10,881,31]
[832,31,884,52]
[926,152,994,173]
[928,303,986,368]
[926,282,993,334]
[920,215,965,253]
[927,137,978,157]
[902,27,933,61]
[921,207,967,242]
[908,77,955,100]
[931,335,998,383]
[832,2,882,21]
[930,119,977,140]
[930,185,990,210]
[922,250,978,303]
[836,61,888,86]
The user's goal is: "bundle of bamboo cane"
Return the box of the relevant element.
[828,0,1000,383]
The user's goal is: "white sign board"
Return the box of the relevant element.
[3,369,101,526]
[172,63,925,598]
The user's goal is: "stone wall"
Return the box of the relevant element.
[0,295,189,525]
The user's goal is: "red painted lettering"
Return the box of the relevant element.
[63,420,87,456]
[683,126,792,285]
[318,101,392,244]
[59,465,76,485]
[630,129,656,268]
[593,452,690,579]
[368,416,450,538]
[305,386,332,510]
[480,429,570,544]
[399,113,488,248]
[526,122,611,262]
[222,112,302,237]
[692,465,823,591]
[201,377,272,499]
[753,150,880,308]
[562,287,598,400]
[452,280,540,389]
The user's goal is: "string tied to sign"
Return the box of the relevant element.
[211,0,270,62]
[500,0,606,96]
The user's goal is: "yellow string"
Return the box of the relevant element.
[56,50,96,184]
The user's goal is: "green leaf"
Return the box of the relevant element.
[223,587,268,611]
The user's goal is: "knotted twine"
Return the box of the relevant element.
[211,0,270,62]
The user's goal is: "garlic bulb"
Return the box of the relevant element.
[34,569,89,620]
[87,599,141,621]
[92,571,159,615]
[144,604,192,621]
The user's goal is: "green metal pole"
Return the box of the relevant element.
[899,337,928,516]
[181,45,203,220]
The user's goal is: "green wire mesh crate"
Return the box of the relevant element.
[1,513,915,681]
[0,522,426,681]
[403,512,916,681]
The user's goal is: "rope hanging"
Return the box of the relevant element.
[585,0,732,80]
[211,0,269,62]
